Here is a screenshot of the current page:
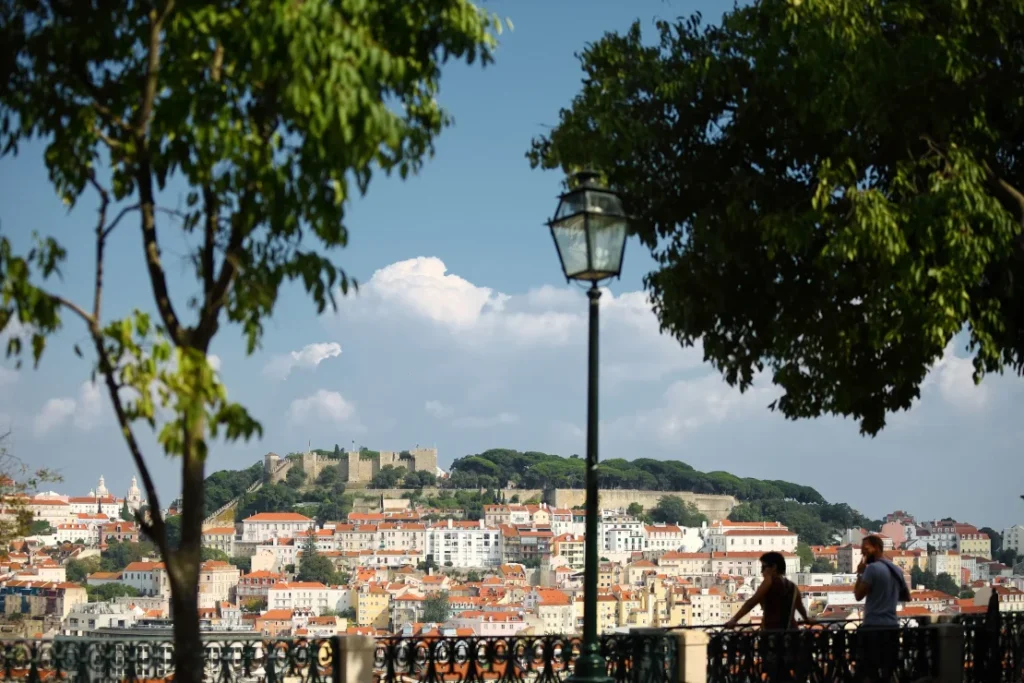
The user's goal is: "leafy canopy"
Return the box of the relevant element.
[531,0,1024,434]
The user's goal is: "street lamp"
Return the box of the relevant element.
[547,170,628,683]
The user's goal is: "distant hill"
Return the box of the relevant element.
[202,447,879,546]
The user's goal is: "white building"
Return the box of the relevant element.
[1004,525,1024,555]
[644,524,702,553]
[426,519,501,568]
[446,610,527,637]
[708,528,799,554]
[241,512,314,543]
[267,581,346,616]
[600,513,645,553]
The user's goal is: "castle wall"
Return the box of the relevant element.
[354,488,737,521]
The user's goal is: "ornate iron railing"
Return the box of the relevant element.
[958,612,1024,683]
[0,632,677,683]
[705,622,939,683]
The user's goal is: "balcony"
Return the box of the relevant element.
[0,613,1019,682]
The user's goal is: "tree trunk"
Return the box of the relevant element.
[171,581,204,683]
[172,448,206,683]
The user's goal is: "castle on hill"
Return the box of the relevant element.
[264,446,438,485]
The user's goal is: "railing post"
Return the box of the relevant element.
[331,635,376,682]
[670,630,707,683]
[931,623,965,683]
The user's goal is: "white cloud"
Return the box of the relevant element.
[207,355,222,372]
[924,344,989,412]
[452,412,519,429]
[425,400,454,419]
[264,342,342,380]
[288,389,361,429]
[72,381,103,430]
[33,398,76,436]
[33,382,104,436]
[335,257,701,382]
[603,372,779,445]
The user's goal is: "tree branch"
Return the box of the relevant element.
[201,187,218,298]
[91,334,169,559]
[136,0,176,138]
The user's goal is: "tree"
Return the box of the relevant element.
[200,547,230,562]
[934,573,960,597]
[339,607,356,621]
[29,520,51,535]
[286,465,307,489]
[86,583,140,601]
[997,548,1020,567]
[466,570,482,583]
[371,465,404,489]
[960,588,976,599]
[626,502,645,518]
[230,556,251,574]
[810,558,837,574]
[0,431,60,545]
[0,3,501,681]
[296,523,339,585]
[796,542,815,569]
[120,502,134,522]
[910,566,938,590]
[316,465,340,487]
[66,557,101,583]
[530,1,1024,436]
[649,496,708,527]
[423,592,450,623]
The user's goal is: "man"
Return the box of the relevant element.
[854,535,907,681]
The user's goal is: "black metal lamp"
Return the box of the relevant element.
[547,169,628,683]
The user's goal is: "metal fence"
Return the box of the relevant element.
[0,631,677,683]
[958,611,1024,683]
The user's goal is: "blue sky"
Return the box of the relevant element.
[1,0,1022,528]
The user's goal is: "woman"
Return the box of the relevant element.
[723,551,813,629]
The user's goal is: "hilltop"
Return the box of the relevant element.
[200,447,880,546]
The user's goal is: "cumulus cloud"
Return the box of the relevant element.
[335,256,701,382]
[33,381,103,436]
[264,342,342,380]
[924,344,989,412]
[288,389,361,429]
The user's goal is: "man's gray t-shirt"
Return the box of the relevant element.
[861,559,903,626]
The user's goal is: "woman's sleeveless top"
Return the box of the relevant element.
[760,577,797,630]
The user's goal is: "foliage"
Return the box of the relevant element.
[466,570,482,582]
[418,554,439,573]
[242,598,266,613]
[810,558,837,574]
[86,583,140,601]
[423,592,450,623]
[0,431,61,545]
[626,502,645,518]
[229,556,251,573]
[200,547,230,562]
[236,483,299,521]
[449,449,824,502]
[204,463,264,516]
[649,496,708,527]
[934,573,960,597]
[314,495,353,526]
[316,465,341,487]
[997,548,1020,567]
[960,588,976,599]
[423,490,497,521]
[100,539,157,572]
[403,470,437,488]
[530,0,1024,435]
[0,0,503,678]
[338,607,356,620]
[66,557,101,583]
[162,515,182,550]
[371,465,404,489]
[296,525,341,585]
[729,500,874,546]
[29,520,51,535]
[796,542,815,569]
[285,465,307,489]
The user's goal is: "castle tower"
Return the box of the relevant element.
[95,476,109,498]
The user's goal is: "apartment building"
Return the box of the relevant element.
[240,512,314,543]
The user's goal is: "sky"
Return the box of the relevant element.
[1,0,1022,529]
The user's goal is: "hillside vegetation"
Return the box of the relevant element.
[200,447,878,545]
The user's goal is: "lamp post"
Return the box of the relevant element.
[547,170,628,683]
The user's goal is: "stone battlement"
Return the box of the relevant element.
[264,447,438,485]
